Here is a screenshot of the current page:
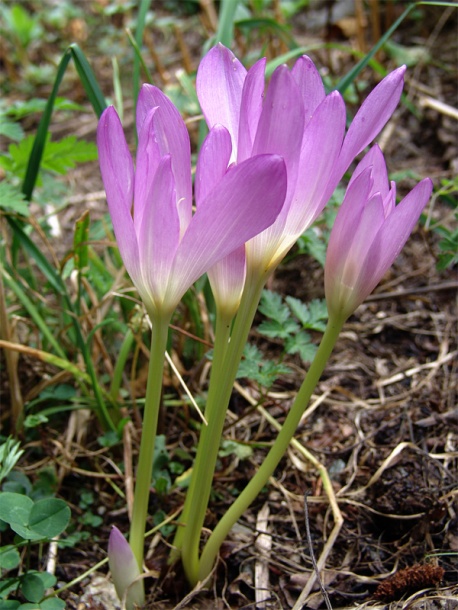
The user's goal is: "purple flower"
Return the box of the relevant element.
[325,145,433,321]
[196,44,407,272]
[108,526,144,608]
[97,85,287,318]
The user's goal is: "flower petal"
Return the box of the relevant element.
[196,43,247,162]
[252,64,305,208]
[285,91,346,238]
[97,106,139,281]
[237,58,266,163]
[337,66,406,175]
[134,107,162,233]
[168,155,287,306]
[195,125,232,206]
[138,155,180,307]
[348,144,389,198]
[325,168,374,290]
[361,178,433,294]
[291,55,326,127]
[208,246,246,317]
[108,526,144,608]
[137,84,192,231]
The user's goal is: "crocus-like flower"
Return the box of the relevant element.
[325,145,433,322]
[108,526,144,609]
[196,44,407,274]
[97,84,288,319]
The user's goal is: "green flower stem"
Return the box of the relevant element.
[109,328,135,401]
[198,315,344,582]
[129,313,170,576]
[178,269,269,584]
[178,309,232,583]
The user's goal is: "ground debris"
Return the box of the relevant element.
[373,564,445,602]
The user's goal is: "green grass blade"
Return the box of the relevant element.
[7,217,66,295]
[69,43,107,117]
[214,0,240,48]
[336,3,416,93]
[2,268,67,360]
[21,49,72,201]
[133,0,153,114]
[21,44,106,202]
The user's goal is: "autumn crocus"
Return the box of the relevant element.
[195,147,433,586]
[196,43,407,275]
[176,47,410,584]
[97,84,288,320]
[325,145,433,323]
[108,526,144,609]
[97,83,288,598]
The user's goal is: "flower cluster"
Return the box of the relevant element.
[98,44,432,606]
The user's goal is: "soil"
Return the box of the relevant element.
[0,1,457,609]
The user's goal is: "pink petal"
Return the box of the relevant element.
[196,44,247,161]
[337,66,406,175]
[285,91,346,237]
[252,65,305,207]
[137,85,192,231]
[133,108,162,233]
[237,58,266,163]
[168,155,287,306]
[325,168,374,285]
[361,178,433,294]
[348,144,389,198]
[291,55,326,127]
[97,107,139,281]
[195,125,232,207]
[108,526,143,607]
[208,246,246,316]
[138,155,180,303]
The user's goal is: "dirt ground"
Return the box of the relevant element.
[1,1,457,609]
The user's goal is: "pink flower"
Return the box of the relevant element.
[196,44,407,273]
[97,84,287,318]
[325,145,433,321]
[108,526,144,608]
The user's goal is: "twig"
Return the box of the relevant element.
[301,492,332,610]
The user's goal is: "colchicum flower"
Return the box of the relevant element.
[97,84,288,319]
[325,145,433,322]
[108,526,144,608]
[196,44,408,276]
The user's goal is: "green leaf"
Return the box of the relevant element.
[286,297,328,331]
[28,499,70,538]
[39,598,66,610]
[20,573,44,603]
[258,290,290,324]
[257,318,299,339]
[0,492,33,531]
[0,545,21,570]
[285,332,317,363]
[0,182,29,215]
[219,440,253,460]
[0,599,21,608]
[0,113,24,141]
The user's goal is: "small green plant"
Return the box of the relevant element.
[427,176,458,270]
[237,343,291,389]
[257,290,328,362]
[0,492,70,608]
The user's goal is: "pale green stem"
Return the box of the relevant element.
[178,309,232,583]
[198,315,344,582]
[178,269,268,585]
[129,313,170,579]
